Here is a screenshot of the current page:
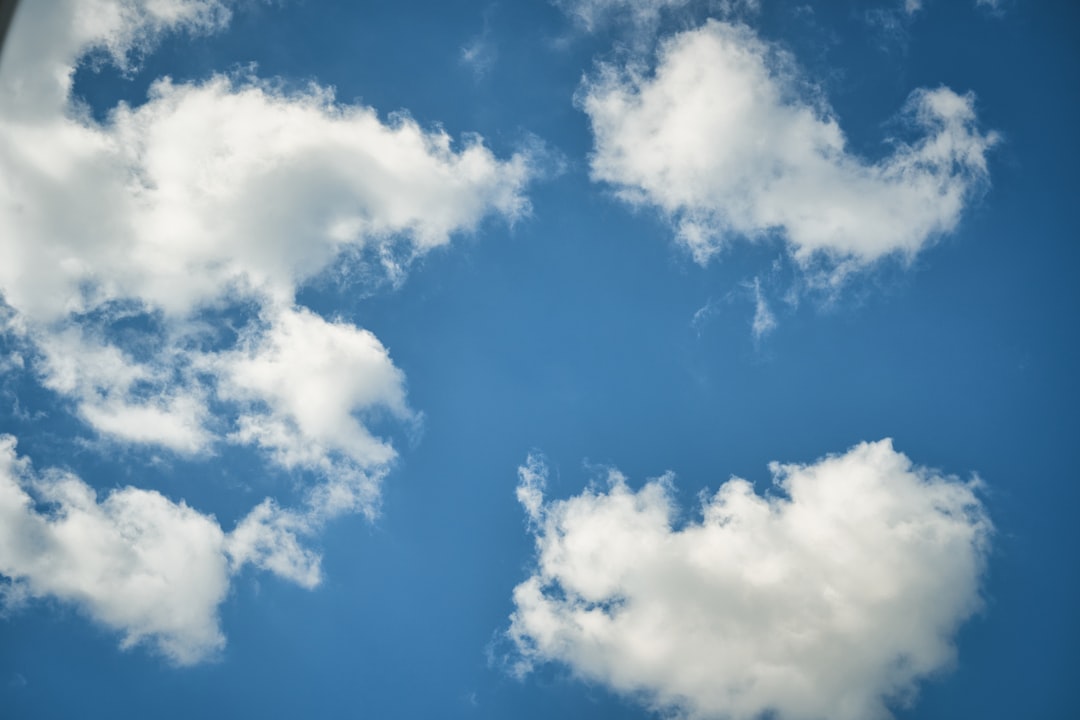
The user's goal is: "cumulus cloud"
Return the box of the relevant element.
[0,71,531,324]
[0,0,535,659]
[224,498,323,589]
[0,0,232,122]
[582,20,997,282]
[0,2,529,501]
[0,435,229,665]
[508,440,992,720]
[0,0,530,437]
[34,327,213,454]
[211,306,411,475]
[0,432,371,663]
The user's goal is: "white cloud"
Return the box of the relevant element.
[0,59,528,455]
[224,498,322,589]
[212,306,411,474]
[0,71,531,324]
[509,440,992,720]
[0,0,536,659]
[0,0,231,129]
[516,453,549,524]
[0,432,378,662]
[582,20,997,283]
[0,434,229,665]
[0,0,531,438]
[0,1,529,469]
[34,327,212,454]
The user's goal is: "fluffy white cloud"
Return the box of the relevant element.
[224,498,323,589]
[212,306,411,475]
[0,72,530,322]
[0,435,229,665]
[33,327,213,454]
[0,0,231,122]
[0,0,530,436]
[0,0,535,659]
[0,432,371,662]
[509,440,992,720]
[0,0,528,479]
[582,21,997,280]
[208,305,409,532]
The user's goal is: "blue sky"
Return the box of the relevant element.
[0,0,1076,718]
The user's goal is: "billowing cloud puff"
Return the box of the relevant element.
[0,432,370,664]
[0,0,534,659]
[0,72,531,322]
[509,440,992,720]
[0,3,530,523]
[0,435,229,665]
[0,0,232,123]
[34,327,214,454]
[212,306,411,476]
[0,0,530,439]
[582,20,997,280]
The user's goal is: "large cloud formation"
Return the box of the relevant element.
[509,440,992,720]
[582,20,997,281]
[0,0,532,660]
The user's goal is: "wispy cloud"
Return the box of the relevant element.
[555,0,759,32]
[750,276,777,340]
[690,276,778,341]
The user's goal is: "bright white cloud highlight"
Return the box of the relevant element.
[0,0,536,660]
[0,0,231,122]
[213,306,411,475]
[0,1,528,503]
[0,71,531,324]
[582,21,997,279]
[34,327,212,454]
[0,430,382,663]
[0,435,229,665]
[0,0,530,441]
[509,440,992,720]
[0,72,529,322]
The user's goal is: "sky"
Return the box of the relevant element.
[0,0,1076,718]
